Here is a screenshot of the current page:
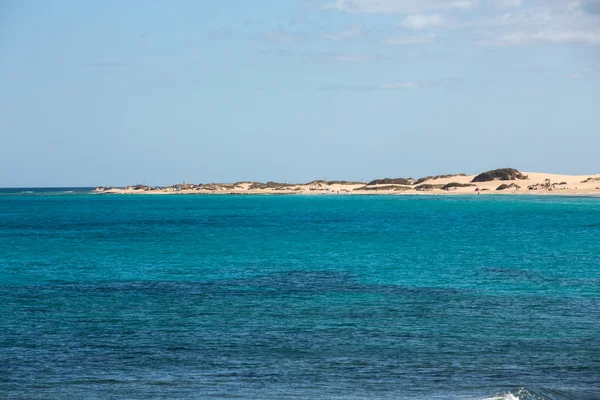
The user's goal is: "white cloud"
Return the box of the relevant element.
[384,33,436,45]
[490,30,600,45]
[316,0,600,47]
[321,0,478,14]
[399,14,444,30]
[462,1,600,46]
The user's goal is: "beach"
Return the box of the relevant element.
[95,169,600,196]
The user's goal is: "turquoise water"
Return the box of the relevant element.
[1,192,599,399]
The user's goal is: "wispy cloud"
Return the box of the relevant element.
[399,14,444,30]
[570,67,600,79]
[470,1,600,46]
[262,30,299,44]
[325,25,364,40]
[487,30,600,45]
[320,52,383,62]
[384,33,436,45]
[380,82,420,89]
[320,0,478,14]
[259,49,294,57]
[259,49,384,63]
[206,26,237,40]
[320,82,420,91]
[319,78,463,91]
[494,0,522,9]
[316,0,600,47]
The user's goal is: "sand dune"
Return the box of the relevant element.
[95,169,600,196]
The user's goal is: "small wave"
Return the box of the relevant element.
[485,394,519,400]
[483,387,590,400]
[20,191,34,194]
[62,191,75,194]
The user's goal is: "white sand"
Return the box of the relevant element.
[95,172,600,196]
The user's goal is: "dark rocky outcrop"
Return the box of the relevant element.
[472,168,527,183]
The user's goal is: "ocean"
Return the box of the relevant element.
[1,191,599,399]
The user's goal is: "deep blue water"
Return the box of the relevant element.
[1,193,599,399]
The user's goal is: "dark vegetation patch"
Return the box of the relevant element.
[367,178,414,186]
[528,184,544,190]
[199,184,218,191]
[249,182,295,190]
[274,186,297,191]
[355,185,413,191]
[496,183,522,191]
[414,184,445,191]
[582,177,600,183]
[471,168,527,183]
[217,184,244,190]
[132,184,150,190]
[325,180,365,185]
[306,180,329,190]
[415,173,467,184]
[441,182,476,190]
[528,180,553,190]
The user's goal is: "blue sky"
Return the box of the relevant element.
[1,0,599,187]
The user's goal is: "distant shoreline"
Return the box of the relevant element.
[91,192,600,198]
[93,169,600,197]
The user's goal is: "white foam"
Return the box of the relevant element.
[482,394,520,400]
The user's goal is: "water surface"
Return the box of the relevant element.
[1,193,599,399]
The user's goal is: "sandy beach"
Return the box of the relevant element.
[94,169,600,196]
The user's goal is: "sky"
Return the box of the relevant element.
[0,0,599,187]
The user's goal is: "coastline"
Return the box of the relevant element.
[94,169,600,197]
